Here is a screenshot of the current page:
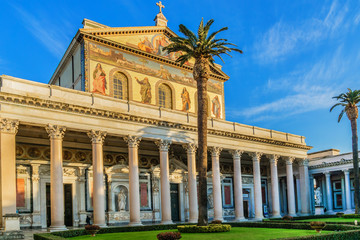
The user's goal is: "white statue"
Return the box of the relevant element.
[117,189,127,211]
[314,187,322,206]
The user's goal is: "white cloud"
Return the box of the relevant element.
[254,0,349,63]
[12,5,69,58]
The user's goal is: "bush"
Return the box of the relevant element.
[336,212,344,217]
[268,215,336,221]
[344,214,360,219]
[177,224,231,233]
[84,225,101,230]
[211,220,223,224]
[157,232,181,240]
[282,215,293,221]
[309,222,326,227]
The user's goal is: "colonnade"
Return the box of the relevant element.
[0,119,312,231]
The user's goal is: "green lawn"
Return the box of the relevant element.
[70,227,329,240]
[295,218,360,223]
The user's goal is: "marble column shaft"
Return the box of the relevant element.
[88,130,107,227]
[285,157,296,216]
[210,147,223,221]
[124,135,142,226]
[269,155,281,218]
[325,172,334,213]
[156,140,172,224]
[46,124,67,231]
[299,159,310,215]
[251,152,264,220]
[0,119,19,228]
[343,170,352,212]
[183,143,198,223]
[31,164,41,226]
[231,150,245,221]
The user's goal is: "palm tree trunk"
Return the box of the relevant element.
[194,57,210,226]
[351,118,359,213]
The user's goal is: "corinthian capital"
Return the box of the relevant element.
[0,119,19,134]
[298,158,309,167]
[249,152,263,162]
[123,135,142,148]
[268,154,280,166]
[182,143,197,154]
[46,124,66,139]
[229,149,244,159]
[285,156,295,165]
[209,146,223,157]
[155,139,172,151]
[87,130,107,144]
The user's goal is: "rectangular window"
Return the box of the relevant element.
[222,177,233,208]
[159,90,166,108]
[139,173,152,210]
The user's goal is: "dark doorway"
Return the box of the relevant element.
[46,184,51,227]
[64,184,73,226]
[170,183,180,222]
[243,201,249,218]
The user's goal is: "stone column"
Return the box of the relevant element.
[299,159,310,215]
[124,135,142,226]
[31,164,41,227]
[343,169,352,213]
[155,140,172,224]
[0,119,19,230]
[309,175,315,214]
[250,152,264,220]
[46,124,67,231]
[269,155,281,218]
[183,143,198,223]
[285,157,296,216]
[230,150,246,221]
[324,172,334,214]
[87,130,107,227]
[209,147,223,221]
[77,167,87,226]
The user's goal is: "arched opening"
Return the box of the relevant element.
[113,72,128,100]
[158,83,172,109]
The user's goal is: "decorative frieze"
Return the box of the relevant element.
[0,118,19,134]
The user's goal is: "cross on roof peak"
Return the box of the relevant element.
[156,1,165,13]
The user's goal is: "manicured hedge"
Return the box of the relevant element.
[267,220,357,225]
[34,224,182,240]
[267,215,337,221]
[177,224,231,233]
[343,214,360,219]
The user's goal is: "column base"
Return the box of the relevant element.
[94,224,108,228]
[253,217,264,221]
[325,210,335,215]
[344,209,354,214]
[271,215,282,219]
[213,217,224,222]
[234,217,247,222]
[160,220,173,225]
[288,213,297,217]
[128,221,143,226]
[48,225,68,232]
[188,219,198,224]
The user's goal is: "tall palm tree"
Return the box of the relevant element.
[330,89,360,213]
[164,19,242,226]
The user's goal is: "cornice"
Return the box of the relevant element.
[0,92,311,150]
[309,158,357,169]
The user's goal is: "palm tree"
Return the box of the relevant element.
[330,89,360,213]
[164,19,242,226]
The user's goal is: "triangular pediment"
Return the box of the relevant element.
[81,19,229,80]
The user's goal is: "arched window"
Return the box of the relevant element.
[158,84,172,109]
[113,72,128,100]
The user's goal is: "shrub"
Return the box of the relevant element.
[157,232,181,240]
[84,225,101,231]
[282,215,294,221]
[211,220,223,224]
[344,214,360,219]
[177,224,231,233]
[336,212,345,217]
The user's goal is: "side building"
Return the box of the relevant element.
[0,9,312,231]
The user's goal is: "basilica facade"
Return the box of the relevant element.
[0,8,313,232]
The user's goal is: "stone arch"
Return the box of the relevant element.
[155,80,176,110]
[109,68,133,101]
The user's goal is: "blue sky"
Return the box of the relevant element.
[1,0,359,153]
